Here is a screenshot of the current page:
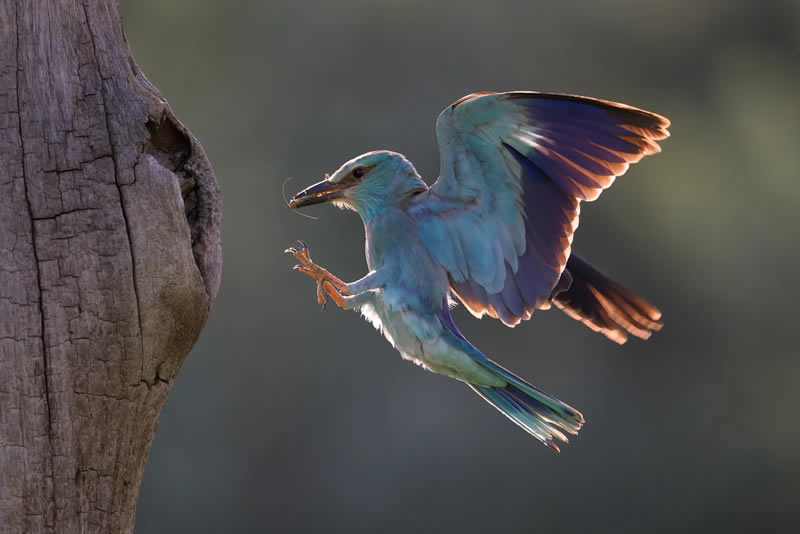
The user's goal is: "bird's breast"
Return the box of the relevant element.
[364,210,450,304]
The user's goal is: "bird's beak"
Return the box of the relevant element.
[289,179,346,209]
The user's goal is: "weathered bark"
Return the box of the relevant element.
[0,1,221,531]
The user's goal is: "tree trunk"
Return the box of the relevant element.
[0,1,221,531]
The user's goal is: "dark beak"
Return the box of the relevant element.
[289,179,345,209]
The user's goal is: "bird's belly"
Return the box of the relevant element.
[360,291,422,355]
[362,289,501,385]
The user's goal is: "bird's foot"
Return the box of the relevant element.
[285,240,351,310]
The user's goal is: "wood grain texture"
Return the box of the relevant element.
[0,1,221,531]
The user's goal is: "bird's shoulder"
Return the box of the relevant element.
[407,187,471,219]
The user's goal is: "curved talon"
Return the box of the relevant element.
[285,240,310,258]
[317,279,328,308]
[317,281,330,310]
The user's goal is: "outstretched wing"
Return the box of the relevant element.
[410,91,669,326]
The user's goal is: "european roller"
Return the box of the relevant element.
[287,91,669,451]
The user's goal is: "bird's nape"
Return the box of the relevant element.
[289,150,427,218]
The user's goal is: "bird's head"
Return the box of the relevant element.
[289,150,427,220]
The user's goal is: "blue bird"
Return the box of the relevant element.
[287,91,669,450]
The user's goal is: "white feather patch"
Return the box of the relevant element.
[359,302,395,348]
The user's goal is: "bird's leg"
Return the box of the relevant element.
[285,241,352,310]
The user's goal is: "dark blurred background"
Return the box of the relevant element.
[121,1,800,532]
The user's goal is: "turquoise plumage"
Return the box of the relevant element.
[287,91,669,450]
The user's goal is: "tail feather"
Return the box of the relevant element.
[472,358,584,451]
[553,254,663,344]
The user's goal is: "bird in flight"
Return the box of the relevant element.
[286,91,669,451]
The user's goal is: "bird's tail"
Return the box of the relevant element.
[469,358,584,451]
[553,254,663,344]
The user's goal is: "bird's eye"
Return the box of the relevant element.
[352,167,365,179]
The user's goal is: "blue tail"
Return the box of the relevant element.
[469,359,585,451]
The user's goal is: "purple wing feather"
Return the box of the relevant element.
[412,91,670,327]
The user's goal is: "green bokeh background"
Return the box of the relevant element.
[121,1,800,532]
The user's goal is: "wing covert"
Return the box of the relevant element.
[411,91,669,326]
